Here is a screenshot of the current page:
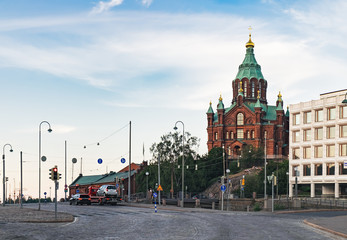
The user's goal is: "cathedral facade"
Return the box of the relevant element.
[206,34,289,161]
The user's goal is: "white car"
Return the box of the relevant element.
[96,185,118,197]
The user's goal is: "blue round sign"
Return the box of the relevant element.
[153,192,158,198]
[121,158,126,164]
[44,192,47,195]
[97,158,103,164]
[76,189,80,193]
[221,184,226,192]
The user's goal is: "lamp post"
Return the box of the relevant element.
[174,121,185,208]
[2,144,13,206]
[38,121,52,211]
[145,172,149,199]
[264,133,267,200]
[226,169,230,211]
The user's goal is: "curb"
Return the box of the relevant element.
[303,219,347,239]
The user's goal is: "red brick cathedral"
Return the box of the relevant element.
[206,34,289,160]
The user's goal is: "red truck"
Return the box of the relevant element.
[88,185,122,205]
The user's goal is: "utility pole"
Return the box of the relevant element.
[158,155,161,205]
[20,151,23,208]
[128,121,132,202]
[264,134,267,200]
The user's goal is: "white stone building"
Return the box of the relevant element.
[289,89,347,198]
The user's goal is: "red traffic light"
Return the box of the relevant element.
[53,168,57,172]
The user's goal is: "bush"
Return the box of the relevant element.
[253,202,262,211]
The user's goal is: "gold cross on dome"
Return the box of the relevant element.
[248,26,252,35]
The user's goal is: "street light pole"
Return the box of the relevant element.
[38,121,52,211]
[2,144,13,206]
[174,121,185,208]
[145,172,149,200]
[264,133,267,200]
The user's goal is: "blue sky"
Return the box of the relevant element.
[0,0,346,199]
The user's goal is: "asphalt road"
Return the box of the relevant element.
[1,203,345,240]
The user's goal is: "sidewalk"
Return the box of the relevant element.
[0,205,74,223]
[304,215,347,239]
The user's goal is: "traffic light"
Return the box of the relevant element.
[59,173,62,180]
[49,168,54,180]
[53,166,58,180]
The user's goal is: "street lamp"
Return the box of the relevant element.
[38,121,52,211]
[174,120,185,208]
[145,172,149,200]
[342,92,347,104]
[2,144,13,206]
[226,169,230,211]
[264,132,267,200]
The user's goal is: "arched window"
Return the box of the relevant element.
[231,131,234,139]
[215,132,218,140]
[251,81,255,97]
[226,131,229,139]
[244,81,247,97]
[264,130,267,139]
[251,130,255,139]
[237,113,244,125]
[247,131,250,139]
[228,146,231,155]
[259,82,262,98]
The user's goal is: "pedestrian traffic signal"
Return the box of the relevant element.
[59,173,62,180]
[49,168,54,180]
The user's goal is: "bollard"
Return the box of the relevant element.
[195,199,200,208]
[212,201,215,210]
[162,199,166,206]
[247,205,249,212]
[177,199,180,207]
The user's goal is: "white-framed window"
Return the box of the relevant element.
[237,129,244,139]
[244,81,247,97]
[303,146,311,159]
[303,111,311,124]
[314,145,323,158]
[293,131,300,142]
[303,129,311,141]
[326,163,335,175]
[293,148,300,159]
[327,145,335,157]
[303,164,311,176]
[327,126,335,139]
[340,105,347,119]
[237,113,244,125]
[315,109,323,122]
[315,164,322,176]
[315,127,323,140]
[226,131,229,139]
[340,143,347,156]
[293,113,300,125]
[340,125,347,138]
[327,107,336,120]
[215,132,218,140]
[251,130,255,139]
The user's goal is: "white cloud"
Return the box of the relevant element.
[91,0,123,14]
[142,0,153,8]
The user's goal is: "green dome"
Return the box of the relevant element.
[235,47,265,81]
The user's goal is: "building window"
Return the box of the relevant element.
[327,145,335,157]
[237,113,244,125]
[314,145,323,158]
[327,126,335,139]
[326,163,335,175]
[293,113,300,125]
[251,130,255,139]
[340,125,347,138]
[251,81,255,97]
[227,146,231,155]
[315,164,322,176]
[303,164,311,176]
[340,143,347,156]
[226,132,229,139]
[292,165,299,177]
[303,129,311,141]
[264,130,267,139]
[303,111,312,124]
[244,81,247,97]
[231,131,234,139]
[315,109,323,122]
[293,131,300,142]
[293,148,300,159]
[327,107,336,120]
[340,105,347,119]
[315,127,323,140]
[339,162,347,175]
[258,82,262,98]
[215,132,218,140]
[303,146,311,159]
[247,131,250,139]
[237,129,244,139]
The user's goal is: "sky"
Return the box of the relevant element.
[0,0,346,200]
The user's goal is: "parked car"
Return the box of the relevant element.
[96,185,118,197]
[69,194,91,205]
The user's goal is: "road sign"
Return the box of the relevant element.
[116,183,119,188]
[344,161,347,169]
[44,192,47,195]
[121,158,126,164]
[97,158,103,164]
[241,178,245,186]
[157,185,163,191]
[221,184,226,192]
[153,192,158,198]
[76,189,79,193]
